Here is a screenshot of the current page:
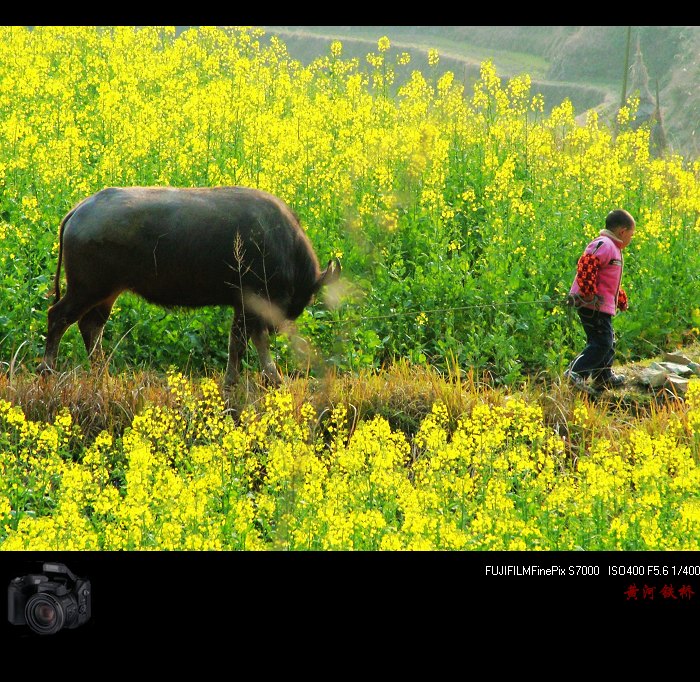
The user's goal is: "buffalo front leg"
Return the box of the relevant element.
[224,313,282,388]
[224,313,248,387]
[249,318,282,387]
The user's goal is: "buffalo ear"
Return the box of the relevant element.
[316,257,341,290]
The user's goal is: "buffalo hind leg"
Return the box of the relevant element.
[38,292,97,376]
[78,299,115,375]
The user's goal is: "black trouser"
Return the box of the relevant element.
[569,307,615,381]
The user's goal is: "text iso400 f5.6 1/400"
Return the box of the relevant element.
[609,565,700,576]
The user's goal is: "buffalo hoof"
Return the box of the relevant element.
[261,368,283,388]
[36,361,55,377]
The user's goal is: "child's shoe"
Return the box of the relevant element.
[593,372,626,390]
[564,369,597,395]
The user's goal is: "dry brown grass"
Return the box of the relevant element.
[2,346,697,461]
[0,367,177,441]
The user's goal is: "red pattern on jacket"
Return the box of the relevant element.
[575,253,600,298]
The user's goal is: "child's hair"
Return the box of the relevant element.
[606,209,635,231]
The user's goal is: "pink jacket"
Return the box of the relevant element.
[569,231,624,316]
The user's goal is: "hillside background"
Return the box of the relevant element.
[258,26,699,162]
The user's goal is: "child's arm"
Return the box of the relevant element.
[575,253,601,301]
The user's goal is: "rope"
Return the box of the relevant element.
[312,296,561,325]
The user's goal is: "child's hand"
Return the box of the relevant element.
[617,288,629,311]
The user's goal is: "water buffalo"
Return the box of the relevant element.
[37,186,341,386]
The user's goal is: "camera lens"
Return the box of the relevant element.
[25,594,65,635]
[35,603,56,625]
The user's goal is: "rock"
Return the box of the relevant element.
[688,362,700,376]
[665,375,690,395]
[658,361,694,376]
[664,352,692,365]
[639,366,670,387]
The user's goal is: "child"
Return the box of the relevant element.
[565,209,636,392]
